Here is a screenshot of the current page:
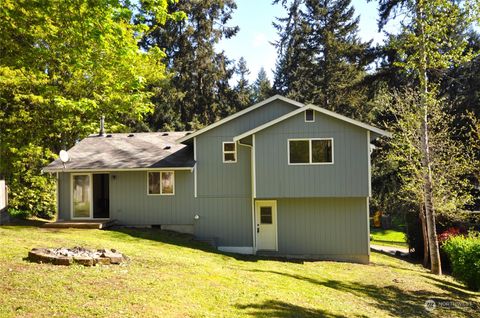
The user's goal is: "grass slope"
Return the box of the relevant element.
[370,229,408,249]
[0,226,478,317]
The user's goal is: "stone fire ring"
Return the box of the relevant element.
[28,247,128,266]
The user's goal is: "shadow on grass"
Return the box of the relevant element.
[422,275,479,297]
[107,227,217,253]
[236,300,349,318]
[108,227,308,263]
[241,270,479,317]
[1,217,50,227]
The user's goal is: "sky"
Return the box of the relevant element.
[217,0,396,83]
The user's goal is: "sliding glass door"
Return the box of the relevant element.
[72,174,91,218]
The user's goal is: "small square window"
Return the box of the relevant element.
[260,207,272,224]
[305,109,315,122]
[223,142,237,163]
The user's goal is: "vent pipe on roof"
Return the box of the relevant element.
[99,116,105,136]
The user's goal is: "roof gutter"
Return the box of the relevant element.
[42,167,195,173]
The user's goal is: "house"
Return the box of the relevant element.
[44,95,391,263]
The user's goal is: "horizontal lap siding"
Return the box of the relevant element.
[277,198,368,256]
[255,111,369,198]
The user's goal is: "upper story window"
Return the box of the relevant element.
[223,142,237,163]
[148,171,175,195]
[305,109,315,122]
[288,138,333,165]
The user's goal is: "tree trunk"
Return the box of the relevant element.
[417,0,442,275]
[420,121,442,274]
[419,204,429,268]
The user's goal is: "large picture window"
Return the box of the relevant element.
[148,171,175,195]
[288,139,333,165]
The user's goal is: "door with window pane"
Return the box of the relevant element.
[72,174,91,218]
[255,200,277,251]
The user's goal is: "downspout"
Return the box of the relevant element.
[237,138,256,254]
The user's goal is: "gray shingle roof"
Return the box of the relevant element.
[43,132,195,172]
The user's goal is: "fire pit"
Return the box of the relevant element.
[28,247,127,266]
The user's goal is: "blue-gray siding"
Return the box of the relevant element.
[196,99,298,198]
[58,172,71,220]
[255,110,369,198]
[58,171,252,247]
[275,197,369,262]
[55,99,373,261]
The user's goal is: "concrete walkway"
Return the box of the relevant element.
[371,244,409,257]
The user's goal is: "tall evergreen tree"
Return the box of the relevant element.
[140,0,239,130]
[273,0,372,118]
[252,67,273,102]
[234,57,253,110]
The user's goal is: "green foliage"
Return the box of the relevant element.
[374,88,476,220]
[0,0,174,217]
[234,57,253,111]
[140,0,239,130]
[443,232,480,291]
[273,0,372,118]
[252,67,273,103]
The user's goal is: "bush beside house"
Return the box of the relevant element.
[442,233,480,291]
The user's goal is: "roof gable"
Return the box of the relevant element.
[233,104,392,142]
[176,95,304,143]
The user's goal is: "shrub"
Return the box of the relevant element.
[438,227,462,245]
[442,232,480,291]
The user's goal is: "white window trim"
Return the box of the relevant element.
[304,109,315,122]
[287,138,334,165]
[222,141,237,163]
[147,171,175,196]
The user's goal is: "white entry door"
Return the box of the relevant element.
[255,200,278,251]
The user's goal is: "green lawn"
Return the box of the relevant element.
[370,228,409,249]
[0,226,478,317]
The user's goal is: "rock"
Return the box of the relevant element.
[53,256,73,266]
[28,247,126,266]
[73,256,94,266]
[95,257,111,265]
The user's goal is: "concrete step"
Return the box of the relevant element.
[43,219,116,230]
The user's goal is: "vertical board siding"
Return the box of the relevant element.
[110,171,195,225]
[58,172,71,220]
[109,171,253,246]
[276,198,368,256]
[197,100,298,198]
[255,111,369,198]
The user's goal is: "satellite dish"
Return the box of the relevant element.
[59,150,69,163]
